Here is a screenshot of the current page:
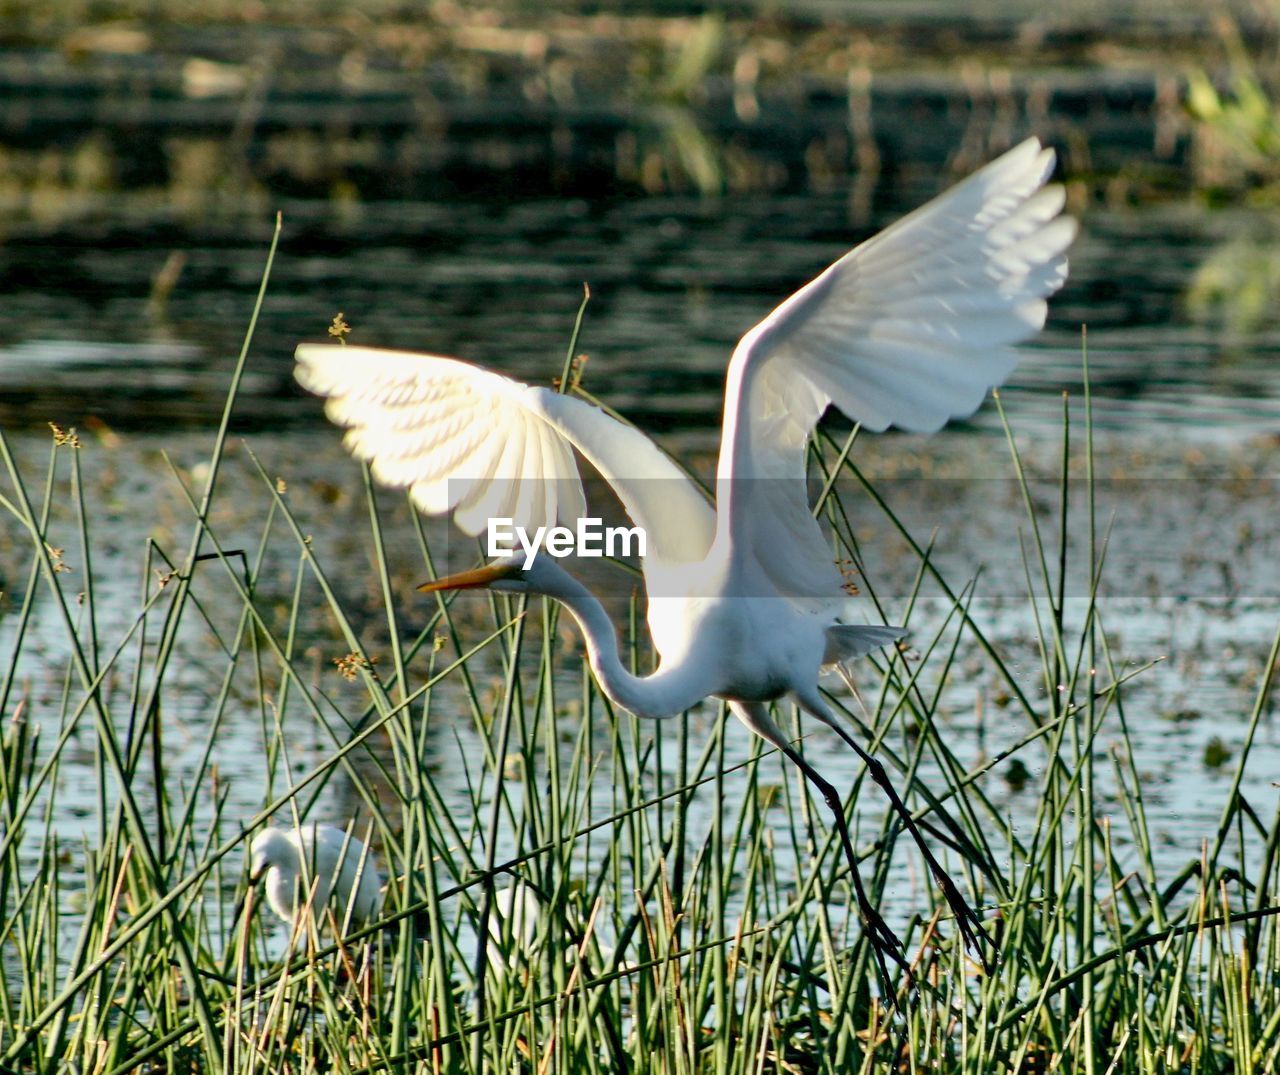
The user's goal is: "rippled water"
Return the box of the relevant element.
[4,192,1280,442]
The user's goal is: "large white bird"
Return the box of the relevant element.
[295,138,1076,974]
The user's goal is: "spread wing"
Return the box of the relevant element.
[716,138,1077,598]
[295,345,715,564]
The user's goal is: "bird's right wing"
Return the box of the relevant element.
[295,345,715,564]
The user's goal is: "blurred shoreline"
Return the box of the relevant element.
[1,0,1264,218]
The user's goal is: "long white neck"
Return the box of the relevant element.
[530,566,712,721]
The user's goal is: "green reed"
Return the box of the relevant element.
[0,238,1277,1074]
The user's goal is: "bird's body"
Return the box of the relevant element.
[294,137,1077,976]
[249,823,382,933]
[484,882,541,975]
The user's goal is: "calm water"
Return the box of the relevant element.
[3,192,1280,442]
[3,158,1280,940]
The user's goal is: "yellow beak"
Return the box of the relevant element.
[417,562,524,594]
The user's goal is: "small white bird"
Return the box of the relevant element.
[248,823,383,936]
[247,823,544,973]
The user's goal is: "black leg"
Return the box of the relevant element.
[828,724,994,970]
[780,744,910,1001]
[726,699,912,999]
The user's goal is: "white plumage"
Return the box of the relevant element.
[249,823,383,932]
[295,138,1076,975]
[247,825,544,974]
[483,882,542,976]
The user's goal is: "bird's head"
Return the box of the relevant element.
[418,554,570,598]
[248,828,292,885]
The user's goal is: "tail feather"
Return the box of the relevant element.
[823,624,906,666]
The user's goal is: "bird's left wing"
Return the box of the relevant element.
[716,138,1076,598]
[295,345,715,563]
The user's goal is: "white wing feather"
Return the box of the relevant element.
[295,345,715,564]
[717,138,1076,598]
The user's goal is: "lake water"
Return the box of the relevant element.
[4,193,1280,441]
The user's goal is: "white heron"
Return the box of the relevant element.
[249,822,383,939]
[294,138,1076,974]
[247,823,543,974]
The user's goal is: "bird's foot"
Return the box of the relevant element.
[849,884,913,1004]
[932,868,996,973]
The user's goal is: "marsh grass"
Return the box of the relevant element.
[1,238,1279,1073]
